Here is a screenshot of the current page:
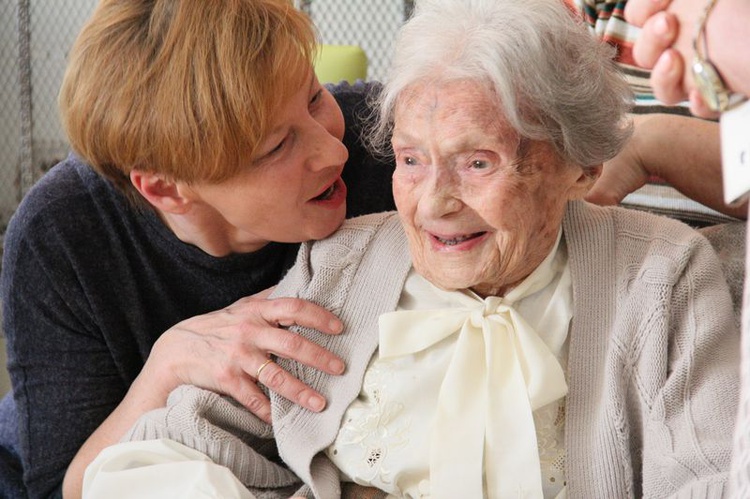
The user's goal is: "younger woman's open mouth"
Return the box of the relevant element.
[310,177,347,208]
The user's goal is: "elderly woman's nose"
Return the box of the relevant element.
[418,169,463,217]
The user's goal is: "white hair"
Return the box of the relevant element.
[369,0,633,170]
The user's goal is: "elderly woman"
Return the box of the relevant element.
[84,0,739,497]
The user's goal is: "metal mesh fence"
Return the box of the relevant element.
[0,0,408,239]
[300,0,412,82]
[0,0,97,237]
[0,1,21,233]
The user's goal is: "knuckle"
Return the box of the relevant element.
[309,347,331,365]
[244,394,268,415]
[276,297,306,316]
[263,365,287,391]
[213,367,235,388]
[280,332,305,354]
[236,319,262,338]
[296,386,316,406]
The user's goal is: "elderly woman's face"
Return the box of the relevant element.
[391,80,592,297]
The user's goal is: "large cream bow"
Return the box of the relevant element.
[378,293,568,498]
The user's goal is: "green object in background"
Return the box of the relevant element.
[314,44,368,83]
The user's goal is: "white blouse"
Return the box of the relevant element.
[327,233,572,499]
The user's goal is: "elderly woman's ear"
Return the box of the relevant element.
[570,164,603,200]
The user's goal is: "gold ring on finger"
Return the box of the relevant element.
[255,358,274,380]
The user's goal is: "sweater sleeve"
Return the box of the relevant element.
[121,385,305,497]
[82,439,260,499]
[641,231,739,498]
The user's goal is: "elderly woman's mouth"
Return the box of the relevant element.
[432,231,487,247]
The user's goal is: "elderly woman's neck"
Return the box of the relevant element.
[471,280,522,300]
[469,239,558,299]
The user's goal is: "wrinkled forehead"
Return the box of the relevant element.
[392,79,520,150]
[398,78,493,106]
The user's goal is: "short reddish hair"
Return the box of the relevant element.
[59,0,316,204]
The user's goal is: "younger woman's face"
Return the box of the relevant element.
[180,70,349,255]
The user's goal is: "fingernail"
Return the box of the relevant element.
[329,320,343,333]
[309,395,326,412]
[329,358,345,374]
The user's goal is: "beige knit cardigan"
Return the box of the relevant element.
[126,201,740,499]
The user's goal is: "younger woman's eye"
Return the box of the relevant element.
[268,138,286,156]
[309,89,323,106]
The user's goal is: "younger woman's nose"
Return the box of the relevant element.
[308,124,348,172]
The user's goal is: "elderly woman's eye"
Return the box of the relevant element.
[471,159,489,169]
[404,156,417,166]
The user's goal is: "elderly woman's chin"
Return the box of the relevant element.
[408,239,509,297]
[404,220,555,297]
